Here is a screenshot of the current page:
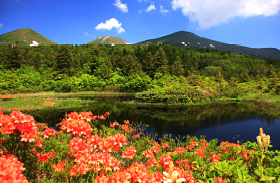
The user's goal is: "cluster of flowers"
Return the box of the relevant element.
[0,154,29,183]
[0,109,38,143]
[0,108,260,183]
[0,94,14,99]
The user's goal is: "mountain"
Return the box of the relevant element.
[137,31,280,59]
[0,28,57,46]
[88,36,127,44]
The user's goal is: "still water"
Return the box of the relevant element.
[10,96,280,151]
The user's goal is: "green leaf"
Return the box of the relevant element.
[203,171,207,179]
[254,169,262,177]
[237,169,243,180]
[246,180,258,183]
[260,175,276,181]
[274,167,280,174]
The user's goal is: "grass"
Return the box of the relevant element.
[7,91,133,98]
[0,96,97,112]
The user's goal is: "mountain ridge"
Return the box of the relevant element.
[0,28,57,46]
[137,31,280,59]
[87,36,127,44]
[0,28,279,59]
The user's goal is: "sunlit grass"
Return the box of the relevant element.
[0,97,97,112]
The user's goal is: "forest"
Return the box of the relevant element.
[0,43,280,103]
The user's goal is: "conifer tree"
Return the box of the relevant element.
[33,52,41,71]
[142,52,155,78]
[153,47,169,75]
[122,53,141,76]
[55,45,72,76]
[6,44,24,69]
[171,56,184,77]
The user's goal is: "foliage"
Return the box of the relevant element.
[0,43,280,97]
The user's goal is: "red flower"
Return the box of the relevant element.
[211,154,221,164]
[35,137,43,148]
[160,155,173,169]
[104,112,110,117]
[135,133,141,139]
[0,154,29,183]
[41,127,56,138]
[98,115,106,120]
[214,176,228,183]
[35,152,54,162]
[190,140,199,147]
[150,145,159,153]
[124,120,129,124]
[122,146,136,159]
[110,122,119,128]
[60,112,93,137]
[114,133,127,147]
[52,161,65,172]
[187,145,194,150]
[162,142,169,149]
[20,132,36,142]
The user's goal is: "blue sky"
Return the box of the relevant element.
[1,0,280,49]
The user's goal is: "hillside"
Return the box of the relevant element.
[0,28,57,46]
[137,31,280,59]
[88,36,127,44]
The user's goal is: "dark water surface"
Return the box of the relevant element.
[4,96,280,151]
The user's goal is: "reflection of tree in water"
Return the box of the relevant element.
[9,97,280,137]
[134,102,279,135]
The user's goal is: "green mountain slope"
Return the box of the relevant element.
[137,31,280,59]
[88,36,127,44]
[0,28,57,46]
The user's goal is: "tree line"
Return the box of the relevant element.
[0,43,279,93]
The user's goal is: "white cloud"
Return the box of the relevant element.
[114,0,128,13]
[138,10,143,13]
[95,18,125,34]
[146,3,156,12]
[160,5,169,13]
[117,27,125,33]
[85,32,95,38]
[171,0,280,29]
[0,24,3,29]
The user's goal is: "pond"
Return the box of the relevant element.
[2,95,280,151]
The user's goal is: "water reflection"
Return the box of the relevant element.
[2,96,280,151]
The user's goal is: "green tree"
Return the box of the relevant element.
[33,52,41,71]
[215,67,224,83]
[171,56,184,77]
[6,44,25,69]
[240,68,250,82]
[204,66,219,77]
[153,47,169,75]
[96,64,112,79]
[55,46,72,76]
[114,48,125,69]
[122,53,142,76]
[266,64,275,78]
[142,52,155,78]
[0,51,6,66]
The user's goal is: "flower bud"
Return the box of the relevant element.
[260,128,263,136]
[257,136,264,152]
